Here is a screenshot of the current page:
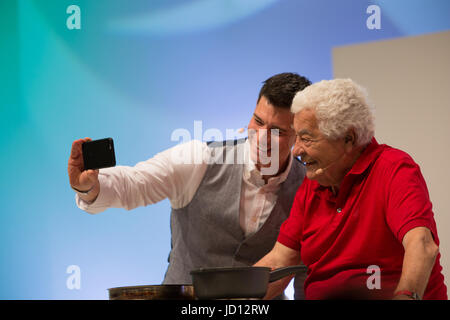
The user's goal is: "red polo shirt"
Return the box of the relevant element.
[278,138,447,300]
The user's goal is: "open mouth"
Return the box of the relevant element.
[303,160,317,167]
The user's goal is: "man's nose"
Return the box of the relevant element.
[292,140,305,158]
[258,129,271,144]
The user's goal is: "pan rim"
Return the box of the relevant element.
[108,284,193,291]
[190,266,271,274]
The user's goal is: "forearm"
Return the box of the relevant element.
[394,231,439,299]
[255,242,301,299]
[76,166,164,213]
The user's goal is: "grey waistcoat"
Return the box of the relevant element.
[163,139,306,298]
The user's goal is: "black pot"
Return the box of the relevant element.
[190,265,307,299]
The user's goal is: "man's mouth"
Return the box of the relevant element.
[303,160,317,167]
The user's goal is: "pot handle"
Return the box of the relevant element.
[269,265,308,282]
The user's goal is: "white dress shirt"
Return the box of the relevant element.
[76,139,293,237]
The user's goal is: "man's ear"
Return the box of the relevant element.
[344,129,357,151]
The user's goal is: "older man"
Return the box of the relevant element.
[256,79,447,300]
[69,73,311,297]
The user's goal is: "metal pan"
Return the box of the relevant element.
[108,284,195,300]
[190,265,307,299]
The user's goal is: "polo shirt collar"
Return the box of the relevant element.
[347,137,383,176]
[313,137,383,192]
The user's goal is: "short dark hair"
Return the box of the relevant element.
[257,72,311,109]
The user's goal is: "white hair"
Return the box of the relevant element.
[291,78,375,147]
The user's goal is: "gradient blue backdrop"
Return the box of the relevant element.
[0,0,449,299]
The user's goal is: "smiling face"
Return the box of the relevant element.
[292,108,355,187]
[247,95,296,176]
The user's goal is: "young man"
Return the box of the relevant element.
[68,73,311,298]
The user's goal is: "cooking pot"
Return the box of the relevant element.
[108,284,195,300]
[190,265,307,299]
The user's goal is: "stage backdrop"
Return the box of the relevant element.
[0,0,449,299]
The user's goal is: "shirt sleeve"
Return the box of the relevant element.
[277,183,306,251]
[385,157,438,245]
[76,140,209,214]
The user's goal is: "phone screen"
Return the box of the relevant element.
[82,138,116,170]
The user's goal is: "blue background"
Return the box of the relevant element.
[0,0,449,299]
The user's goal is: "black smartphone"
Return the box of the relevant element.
[82,138,116,170]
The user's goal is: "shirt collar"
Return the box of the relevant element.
[313,137,383,192]
[347,137,383,176]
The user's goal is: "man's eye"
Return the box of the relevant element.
[301,137,313,145]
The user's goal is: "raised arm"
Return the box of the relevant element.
[68,138,208,214]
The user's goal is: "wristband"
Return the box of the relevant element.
[71,185,94,194]
[393,290,421,300]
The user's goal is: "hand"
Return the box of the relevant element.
[68,137,99,192]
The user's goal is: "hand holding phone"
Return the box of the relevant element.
[68,137,116,199]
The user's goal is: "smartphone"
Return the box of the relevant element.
[82,138,116,170]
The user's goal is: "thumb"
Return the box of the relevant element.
[87,169,99,182]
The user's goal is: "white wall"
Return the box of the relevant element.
[333,31,450,297]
